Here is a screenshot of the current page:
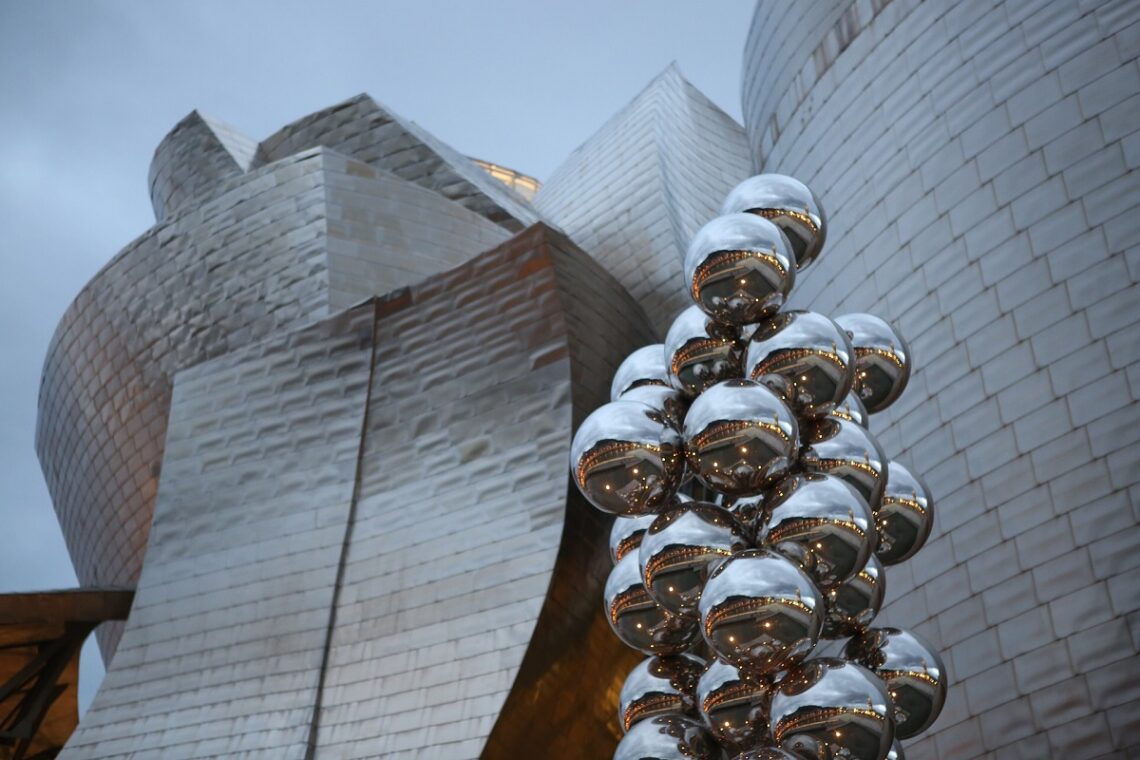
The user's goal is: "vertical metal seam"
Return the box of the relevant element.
[305,300,381,759]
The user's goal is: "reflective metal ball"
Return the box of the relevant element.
[746,311,855,419]
[621,383,690,431]
[606,552,700,655]
[846,627,947,739]
[619,654,706,731]
[834,313,911,413]
[682,379,799,496]
[724,493,765,542]
[614,715,723,760]
[801,416,888,511]
[770,657,894,760]
[831,391,871,428]
[612,344,673,401]
[665,305,745,396]
[698,548,824,678]
[730,749,801,760]
[611,513,659,564]
[721,174,826,270]
[821,554,885,639]
[875,461,934,565]
[571,400,684,515]
[697,657,773,752]
[640,502,750,616]
[684,213,796,325]
[758,473,876,590]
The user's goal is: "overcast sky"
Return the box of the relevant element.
[0,0,755,714]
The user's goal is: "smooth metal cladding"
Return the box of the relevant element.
[37,120,518,660]
[535,64,754,332]
[743,0,1140,757]
[58,227,655,758]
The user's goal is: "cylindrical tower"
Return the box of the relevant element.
[743,1,1139,757]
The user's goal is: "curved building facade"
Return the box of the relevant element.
[743,1,1140,757]
[32,4,1140,757]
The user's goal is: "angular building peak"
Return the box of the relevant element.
[258,92,542,232]
[147,110,262,222]
[535,64,752,330]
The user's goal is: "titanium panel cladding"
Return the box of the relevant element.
[742,1,1140,756]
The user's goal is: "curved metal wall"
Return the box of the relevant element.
[743,1,1140,757]
[38,133,510,659]
[60,225,654,758]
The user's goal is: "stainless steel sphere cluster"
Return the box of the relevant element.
[571,174,948,759]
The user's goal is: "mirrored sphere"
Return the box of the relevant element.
[721,174,826,270]
[571,400,684,515]
[640,502,750,616]
[758,473,876,590]
[770,658,894,760]
[731,749,801,760]
[746,311,855,419]
[821,555,885,639]
[724,493,766,542]
[846,627,947,739]
[606,552,700,655]
[685,213,796,325]
[697,657,773,752]
[620,654,706,732]
[875,461,934,565]
[611,513,660,564]
[698,548,824,678]
[682,380,799,496]
[612,344,673,401]
[834,313,911,413]
[666,305,745,396]
[831,391,871,428]
[801,416,888,511]
[614,715,723,760]
[622,383,690,431]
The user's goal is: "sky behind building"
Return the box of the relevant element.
[0,0,754,713]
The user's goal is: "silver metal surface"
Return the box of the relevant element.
[829,391,870,428]
[639,501,749,616]
[611,513,661,564]
[665,305,745,396]
[758,473,875,590]
[874,461,934,566]
[612,344,673,401]
[614,714,724,760]
[619,654,706,731]
[746,311,854,419]
[696,656,773,752]
[846,627,947,740]
[606,552,701,656]
[37,119,515,661]
[770,657,894,760]
[621,383,689,430]
[800,416,888,511]
[571,400,685,515]
[698,548,823,679]
[684,213,795,325]
[535,64,752,330]
[720,174,826,270]
[731,749,801,760]
[834,313,911,414]
[821,554,885,640]
[682,380,798,496]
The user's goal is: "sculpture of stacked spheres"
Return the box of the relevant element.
[571,174,946,759]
